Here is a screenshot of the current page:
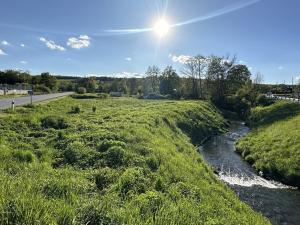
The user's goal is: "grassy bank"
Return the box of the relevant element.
[236,101,300,187]
[0,96,269,224]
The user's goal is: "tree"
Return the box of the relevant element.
[144,66,160,95]
[127,78,138,95]
[227,64,251,94]
[76,77,98,93]
[206,56,235,105]
[160,66,180,97]
[182,55,208,99]
[40,72,57,90]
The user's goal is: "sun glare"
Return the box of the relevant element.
[154,18,170,38]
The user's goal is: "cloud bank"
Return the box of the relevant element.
[67,35,90,49]
[39,37,65,51]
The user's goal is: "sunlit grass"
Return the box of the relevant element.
[237,101,300,187]
[0,96,270,224]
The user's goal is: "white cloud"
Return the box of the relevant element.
[67,35,90,49]
[114,71,142,78]
[79,35,90,40]
[169,54,193,64]
[20,61,27,64]
[20,43,26,47]
[278,66,284,70]
[125,57,132,61]
[0,48,7,55]
[1,40,10,46]
[39,37,65,51]
[296,76,300,84]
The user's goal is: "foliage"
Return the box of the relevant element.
[76,87,87,94]
[41,115,68,129]
[0,97,270,224]
[70,105,81,114]
[236,101,300,187]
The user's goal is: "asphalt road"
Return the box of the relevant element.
[0,92,74,110]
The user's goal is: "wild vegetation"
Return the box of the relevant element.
[236,101,300,187]
[0,96,270,224]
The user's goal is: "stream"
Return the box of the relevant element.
[200,121,300,225]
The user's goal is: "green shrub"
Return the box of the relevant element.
[71,105,81,114]
[12,150,35,163]
[33,84,51,93]
[98,93,109,99]
[104,146,126,168]
[256,94,272,106]
[79,202,113,225]
[97,140,126,152]
[131,191,164,218]
[95,168,118,191]
[118,167,148,197]
[76,87,87,94]
[146,156,160,171]
[92,106,97,113]
[41,115,68,129]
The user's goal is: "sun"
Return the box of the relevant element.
[153,18,170,38]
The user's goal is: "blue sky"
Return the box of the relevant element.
[0,0,299,84]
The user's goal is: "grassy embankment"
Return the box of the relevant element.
[236,101,300,187]
[0,96,270,224]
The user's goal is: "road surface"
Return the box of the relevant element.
[0,92,74,110]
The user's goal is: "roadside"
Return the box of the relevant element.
[0,92,74,110]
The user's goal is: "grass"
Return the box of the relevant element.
[0,96,270,224]
[236,101,300,187]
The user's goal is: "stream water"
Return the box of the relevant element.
[200,121,300,225]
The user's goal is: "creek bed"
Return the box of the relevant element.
[200,121,300,225]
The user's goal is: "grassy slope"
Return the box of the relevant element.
[0,96,269,225]
[236,101,300,187]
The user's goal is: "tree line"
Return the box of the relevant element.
[1,54,299,118]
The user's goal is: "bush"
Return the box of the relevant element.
[92,106,97,113]
[76,87,87,94]
[256,94,272,106]
[12,150,35,163]
[118,167,148,196]
[41,116,68,129]
[131,191,164,218]
[95,168,118,191]
[79,202,113,225]
[97,140,126,152]
[71,105,81,114]
[104,146,126,168]
[146,156,160,171]
[98,93,109,99]
[33,84,51,93]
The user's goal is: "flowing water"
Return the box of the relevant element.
[200,121,300,225]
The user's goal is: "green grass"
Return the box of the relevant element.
[0,96,269,224]
[237,101,300,187]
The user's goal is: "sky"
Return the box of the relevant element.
[0,0,299,84]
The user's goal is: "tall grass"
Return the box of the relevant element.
[237,101,300,187]
[0,96,270,224]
